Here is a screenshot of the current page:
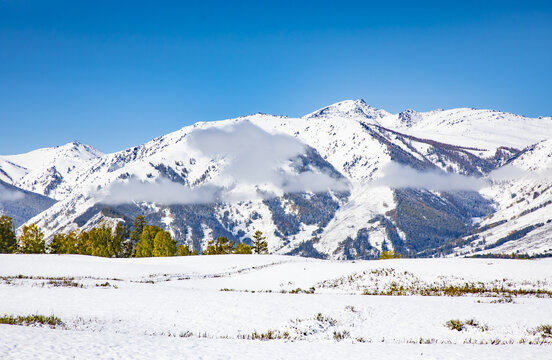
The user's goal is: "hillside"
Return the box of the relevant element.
[1,100,551,258]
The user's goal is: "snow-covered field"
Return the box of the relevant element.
[1,255,552,359]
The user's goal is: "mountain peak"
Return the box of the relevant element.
[397,109,422,128]
[56,141,103,160]
[302,99,390,123]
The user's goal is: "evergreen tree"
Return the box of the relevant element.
[135,225,161,257]
[252,231,268,254]
[87,225,116,257]
[18,223,46,254]
[48,233,65,254]
[76,230,91,255]
[153,230,176,257]
[129,215,146,256]
[113,222,129,258]
[177,244,192,256]
[0,215,17,254]
[48,231,79,254]
[234,242,252,254]
[204,237,235,255]
[378,250,401,260]
[62,231,79,254]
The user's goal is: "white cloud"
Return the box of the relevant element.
[371,162,484,191]
[488,164,552,182]
[188,121,350,196]
[0,184,25,201]
[99,179,221,205]
[99,121,349,205]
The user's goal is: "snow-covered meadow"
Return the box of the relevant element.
[1,254,551,359]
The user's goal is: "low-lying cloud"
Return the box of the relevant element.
[488,164,552,182]
[100,179,221,205]
[187,121,348,193]
[0,184,25,202]
[371,162,484,191]
[99,121,349,205]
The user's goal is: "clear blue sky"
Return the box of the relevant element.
[1,0,551,154]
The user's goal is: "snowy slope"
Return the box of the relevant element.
[5,99,552,258]
[0,180,56,227]
[378,107,552,155]
[0,141,103,199]
[452,139,552,257]
[303,99,391,123]
[18,112,494,257]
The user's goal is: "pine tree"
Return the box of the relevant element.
[76,230,91,255]
[86,225,115,257]
[234,243,252,254]
[153,230,176,257]
[378,250,401,260]
[48,231,79,254]
[204,237,235,255]
[135,225,161,257]
[0,215,17,253]
[252,231,268,254]
[177,244,192,256]
[48,233,65,254]
[129,215,146,256]
[18,223,46,254]
[62,231,79,254]
[113,222,129,258]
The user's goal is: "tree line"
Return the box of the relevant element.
[0,215,268,257]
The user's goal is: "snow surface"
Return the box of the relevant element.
[1,255,551,359]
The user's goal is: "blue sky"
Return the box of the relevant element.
[1,0,551,154]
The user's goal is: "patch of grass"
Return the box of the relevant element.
[488,297,514,304]
[333,330,350,341]
[241,329,290,341]
[0,314,64,329]
[0,275,90,288]
[530,324,552,338]
[320,268,552,298]
[95,281,117,288]
[362,282,552,298]
[47,278,83,288]
[289,287,316,294]
[445,319,464,331]
[445,319,488,332]
[314,313,337,326]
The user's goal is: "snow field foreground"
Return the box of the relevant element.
[1,255,551,359]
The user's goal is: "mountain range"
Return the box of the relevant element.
[1,99,551,259]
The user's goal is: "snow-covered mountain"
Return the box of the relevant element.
[2,100,551,258]
[0,141,103,199]
[451,139,552,257]
[0,180,56,227]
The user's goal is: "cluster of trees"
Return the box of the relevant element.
[378,250,401,260]
[0,215,269,258]
[203,231,268,255]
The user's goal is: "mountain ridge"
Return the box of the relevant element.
[1,100,551,259]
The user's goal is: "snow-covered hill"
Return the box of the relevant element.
[0,141,103,199]
[378,106,552,155]
[452,139,552,257]
[0,180,56,227]
[2,100,551,258]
